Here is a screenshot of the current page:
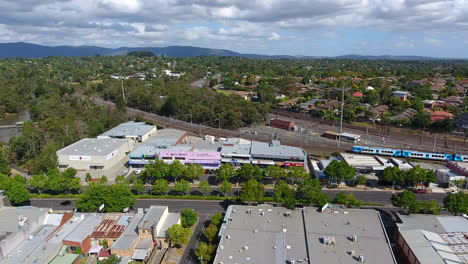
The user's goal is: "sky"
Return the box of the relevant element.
[0,0,467,57]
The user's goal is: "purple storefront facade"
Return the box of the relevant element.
[159,151,221,169]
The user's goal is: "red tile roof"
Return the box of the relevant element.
[99,249,111,258]
[352,91,363,98]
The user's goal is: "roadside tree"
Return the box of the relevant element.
[195,242,216,264]
[174,179,191,195]
[169,160,186,182]
[323,160,356,182]
[218,180,233,197]
[152,179,169,195]
[392,190,417,213]
[181,208,198,228]
[444,192,468,215]
[183,163,204,182]
[215,163,237,182]
[167,224,192,248]
[198,181,211,196]
[240,179,264,203]
[333,193,362,208]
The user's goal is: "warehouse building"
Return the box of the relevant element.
[397,213,468,264]
[214,204,396,264]
[98,121,157,143]
[57,138,132,173]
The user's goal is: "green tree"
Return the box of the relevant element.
[333,193,362,208]
[9,121,43,164]
[77,182,109,212]
[174,179,191,195]
[85,173,92,182]
[356,175,367,185]
[237,164,263,181]
[382,166,405,188]
[323,160,356,182]
[203,224,219,242]
[97,254,121,264]
[183,163,204,181]
[0,144,9,175]
[181,208,198,228]
[406,165,434,186]
[132,179,145,195]
[194,242,216,264]
[410,200,441,215]
[169,160,186,182]
[297,178,330,207]
[152,179,169,195]
[264,166,287,183]
[240,179,264,203]
[106,183,136,212]
[5,181,30,205]
[100,176,108,184]
[274,180,296,209]
[167,224,192,248]
[142,160,169,184]
[287,166,310,180]
[210,213,223,227]
[218,180,232,197]
[444,192,468,215]
[31,143,58,174]
[198,181,211,196]
[392,190,417,213]
[215,163,237,182]
[29,174,47,194]
[115,175,128,184]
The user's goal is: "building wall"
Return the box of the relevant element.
[58,140,132,171]
[111,237,139,257]
[63,236,92,254]
[140,127,157,142]
[397,233,421,264]
[154,208,169,240]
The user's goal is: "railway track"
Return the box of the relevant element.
[125,106,345,154]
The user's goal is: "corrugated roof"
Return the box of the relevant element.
[138,206,166,230]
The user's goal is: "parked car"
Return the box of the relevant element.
[414,189,427,194]
[450,190,459,194]
[134,168,142,175]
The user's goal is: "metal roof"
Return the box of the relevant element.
[156,212,180,238]
[63,214,104,243]
[214,205,396,264]
[340,153,383,168]
[57,138,131,157]
[91,214,130,238]
[304,207,396,264]
[138,206,167,230]
[99,122,155,138]
[132,249,149,260]
[221,138,252,157]
[110,213,144,250]
[250,141,306,160]
[0,206,47,234]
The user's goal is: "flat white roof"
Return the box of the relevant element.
[99,122,155,138]
[57,138,130,157]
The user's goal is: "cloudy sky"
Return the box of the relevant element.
[0,0,467,57]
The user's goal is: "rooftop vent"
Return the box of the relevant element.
[358,255,364,262]
[286,245,292,250]
[323,236,336,245]
[282,229,287,232]
[352,235,357,242]
[243,246,249,250]
[254,230,258,234]
[226,235,231,239]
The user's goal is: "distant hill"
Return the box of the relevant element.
[0,42,462,60]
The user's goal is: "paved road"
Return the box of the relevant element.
[29,191,447,213]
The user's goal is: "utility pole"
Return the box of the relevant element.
[433,133,438,152]
[338,83,345,147]
[120,75,126,104]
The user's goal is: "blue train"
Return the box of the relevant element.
[352,146,468,162]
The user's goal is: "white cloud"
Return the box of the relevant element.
[424,37,443,46]
[269,32,280,40]
[0,0,466,54]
